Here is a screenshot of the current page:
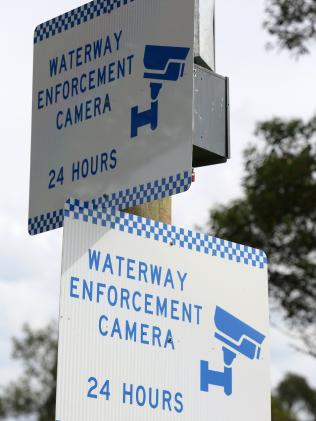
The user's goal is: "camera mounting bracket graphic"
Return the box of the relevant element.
[131,45,190,139]
[200,306,266,396]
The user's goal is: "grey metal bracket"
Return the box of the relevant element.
[193,65,230,168]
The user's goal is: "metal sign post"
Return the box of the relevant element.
[55,200,270,420]
[194,0,216,71]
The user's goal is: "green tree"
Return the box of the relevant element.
[0,399,5,418]
[0,322,58,421]
[208,116,316,355]
[272,396,296,421]
[264,0,316,55]
[273,373,316,420]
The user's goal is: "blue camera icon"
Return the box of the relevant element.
[200,306,266,396]
[131,45,190,139]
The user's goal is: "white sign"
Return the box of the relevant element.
[56,200,271,421]
[29,0,194,235]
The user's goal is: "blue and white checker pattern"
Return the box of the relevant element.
[28,171,191,235]
[64,198,268,269]
[34,0,135,44]
[28,209,64,235]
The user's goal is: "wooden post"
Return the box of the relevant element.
[125,197,172,224]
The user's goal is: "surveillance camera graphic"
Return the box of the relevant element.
[200,306,266,396]
[131,45,190,138]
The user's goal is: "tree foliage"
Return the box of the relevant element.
[0,322,58,421]
[272,396,296,421]
[273,373,316,420]
[264,0,316,55]
[209,116,316,355]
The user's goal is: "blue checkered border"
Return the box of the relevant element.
[64,199,268,270]
[28,171,191,235]
[34,0,135,44]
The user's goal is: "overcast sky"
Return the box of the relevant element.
[0,0,316,399]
